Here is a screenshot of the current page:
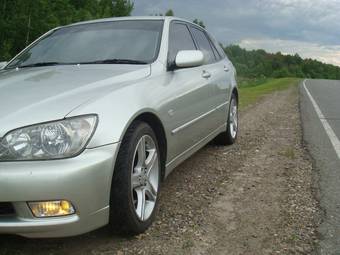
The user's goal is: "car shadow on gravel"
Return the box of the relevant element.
[0,226,137,254]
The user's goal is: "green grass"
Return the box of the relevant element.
[279,147,296,159]
[237,76,270,87]
[239,77,301,108]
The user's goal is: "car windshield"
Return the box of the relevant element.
[6,20,164,69]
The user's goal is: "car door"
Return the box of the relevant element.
[189,26,231,128]
[209,34,234,125]
[164,22,217,162]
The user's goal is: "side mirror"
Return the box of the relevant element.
[0,61,8,70]
[175,50,204,69]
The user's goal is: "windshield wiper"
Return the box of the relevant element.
[16,59,148,69]
[79,59,148,65]
[18,62,69,68]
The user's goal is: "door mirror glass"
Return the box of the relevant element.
[175,50,204,68]
[0,62,8,70]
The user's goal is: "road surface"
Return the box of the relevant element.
[300,79,340,254]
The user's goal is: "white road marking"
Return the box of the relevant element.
[303,79,340,160]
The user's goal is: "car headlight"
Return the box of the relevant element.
[0,115,97,161]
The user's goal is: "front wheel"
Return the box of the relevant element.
[214,93,238,145]
[109,121,161,235]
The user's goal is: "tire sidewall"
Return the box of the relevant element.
[117,122,161,232]
[226,94,238,142]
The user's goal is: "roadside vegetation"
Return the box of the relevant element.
[225,45,340,80]
[239,78,301,108]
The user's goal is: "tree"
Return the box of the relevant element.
[112,0,134,17]
[0,0,134,61]
[193,18,205,28]
[165,9,174,16]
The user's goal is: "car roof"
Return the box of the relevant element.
[64,16,202,29]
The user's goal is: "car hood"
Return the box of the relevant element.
[0,65,150,137]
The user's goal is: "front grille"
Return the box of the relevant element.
[0,202,15,216]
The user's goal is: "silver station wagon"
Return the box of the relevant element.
[0,16,238,237]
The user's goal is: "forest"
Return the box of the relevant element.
[224,45,340,80]
[0,0,133,60]
[1,0,339,80]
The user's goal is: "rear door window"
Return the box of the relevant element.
[190,27,216,64]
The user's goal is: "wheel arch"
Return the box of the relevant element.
[232,87,239,103]
[130,112,168,181]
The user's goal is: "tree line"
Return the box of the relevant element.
[224,45,340,80]
[1,1,339,80]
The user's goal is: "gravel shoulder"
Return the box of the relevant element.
[0,85,319,255]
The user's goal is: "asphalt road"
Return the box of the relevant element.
[300,79,340,254]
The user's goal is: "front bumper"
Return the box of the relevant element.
[0,143,119,238]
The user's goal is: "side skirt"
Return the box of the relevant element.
[164,123,227,178]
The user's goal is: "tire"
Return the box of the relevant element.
[214,93,238,145]
[109,121,161,235]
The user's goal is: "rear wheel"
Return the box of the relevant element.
[109,121,161,234]
[214,93,238,145]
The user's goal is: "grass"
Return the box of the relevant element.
[238,77,301,109]
[237,76,270,87]
[279,147,296,159]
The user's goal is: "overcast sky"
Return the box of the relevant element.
[132,0,340,66]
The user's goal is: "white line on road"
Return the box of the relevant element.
[303,79,340,160]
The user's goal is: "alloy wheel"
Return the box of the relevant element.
[229,97,238,139]
[131,135,159,221]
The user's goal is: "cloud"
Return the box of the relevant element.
[132,0,340,66]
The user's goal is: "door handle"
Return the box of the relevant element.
[224,66,230,72]
[202,70,211,79]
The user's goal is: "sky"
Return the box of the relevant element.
[132,0,340,66]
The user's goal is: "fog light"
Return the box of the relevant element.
[28,200,75,217]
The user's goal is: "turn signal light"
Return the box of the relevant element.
[28,200,75,218]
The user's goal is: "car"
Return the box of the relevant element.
[0,16,238,238]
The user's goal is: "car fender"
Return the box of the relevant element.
[66,82,167,149]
